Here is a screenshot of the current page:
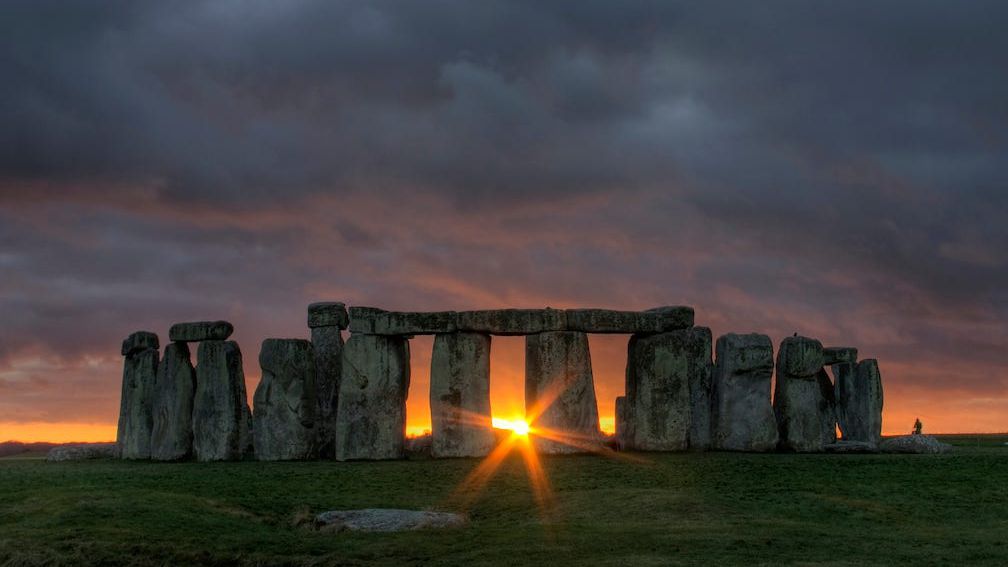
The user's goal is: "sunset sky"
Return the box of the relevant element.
[2,1,1007,443]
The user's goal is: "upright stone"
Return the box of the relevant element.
[614,396,631,450]
[308,301,347,459]
[625,330,704,451]
[117,331,159,459]
[835,359,884,445]
[816,368,838,445]
[430,332,495,458]
[253,339,318,460]
[525,331,602,454]
[710,333,779,452]
[335,334,410,460]
[150,342,196,461]
[773,336,827,452]
[192,340,252,461]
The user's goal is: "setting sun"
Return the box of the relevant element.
[492,417,531,436]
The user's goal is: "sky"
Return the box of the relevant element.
[1,1,1007,442]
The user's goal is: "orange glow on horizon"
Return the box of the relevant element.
[0,422,117,444]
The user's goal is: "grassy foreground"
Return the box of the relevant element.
[2,436,1007,566]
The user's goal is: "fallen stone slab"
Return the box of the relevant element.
[315,509,467,532]
[308,302,349,329]
[457,308,566,335]
[169,321,234,342]
[879,435,953,454]
[564,306,694,334]
[823,440,879,454]
[151,341,196,461]
[823,347,858,366]
[348,307,457,335]
[711,333,779,452]
[121,331,159,356]
[430,332,495,458]
[46,443,118,462]
[118,331,159,459]
[253,339,318,461]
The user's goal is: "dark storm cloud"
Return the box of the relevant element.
[1,1,1006,429]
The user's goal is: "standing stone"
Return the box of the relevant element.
[614,396,631,450]
[710,333,779,452]
[253,339,318,460]
[835,359,884,445]
[430,333,495,458]
[117,331,159,459]
[625,330,703,451]
[335,334,411,460]
[816,368,838,445]
[686,327,713,450]
[773,336,827,452]
[308,302,349,329]
[525,331,602,454]
[311,325,344,458]
[192,340,252,461]
[150,342,196,461]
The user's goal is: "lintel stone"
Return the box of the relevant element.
[308,302,349,329]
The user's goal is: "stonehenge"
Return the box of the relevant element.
[117,305,886,461]
[253,339,318,460]
[117,331,159,459]
[430,332,495,458]
[526,331,602,454]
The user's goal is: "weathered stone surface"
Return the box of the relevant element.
[525,331,602,454]
[117,332,158,459]
[823,440,879,453]
[150,342,196,461]
[836,358,884,445]
[169,321,234,342]
[458,308,566,335]
[315,509,467,532]
[335,334,410,460]
[686,327,713,450]
[121,331,159,356]
[253,339,318,461]
[774,336,828,452]
[564,306,694,333]
[625,330,706,451]
[823,347,858,366]
[46,443,118,462]
[308,302,349,329]
[192,340,252,461]
[816,368,838,445]
[879,435,952,454]
[614,396,631,450]
[710,333,779,452]
[348,307,456,335]
[311,326,343,459]
[430,333,495,458]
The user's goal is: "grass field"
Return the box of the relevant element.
[2,435,1007,566]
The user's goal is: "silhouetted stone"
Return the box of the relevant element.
[169,321,234,342]
[525,331,602,454]
[312,325,343,458]
[308,302,349,329]
[192,340,252,461]
[458,308,566,335]
[625,330,707,451]
[253,339,318,461]
[640,306,696,332]
[150,342,196,461]
[823,347,858,366]
[615,396,631,450]
[816,367,838,445]
[564,306,693,333]
[46,443,118,462]
[117,331,159,459]
[774,336,828,452]
[348,307,456,335]
[836,359,884,445]
[430,333,495,458]
[335,334,410,460]
[121,331,159,356]
[711,333,779,452]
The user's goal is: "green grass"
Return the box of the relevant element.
[2,440,1007,566]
